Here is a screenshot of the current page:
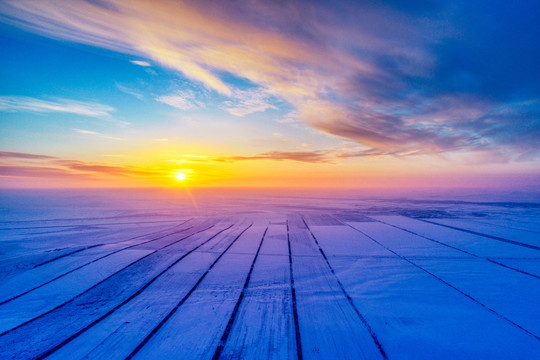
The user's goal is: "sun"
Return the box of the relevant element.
[174,172,187,181]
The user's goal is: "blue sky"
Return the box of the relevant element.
[0,0,539,189]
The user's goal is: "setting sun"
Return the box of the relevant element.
[174,172,187,181]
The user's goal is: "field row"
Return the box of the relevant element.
[0,213,539,359]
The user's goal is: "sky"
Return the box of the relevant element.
[0,0,539,190]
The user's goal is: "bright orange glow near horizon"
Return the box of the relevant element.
[1,146,539,190]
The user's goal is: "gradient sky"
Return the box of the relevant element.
[0,0,539,189]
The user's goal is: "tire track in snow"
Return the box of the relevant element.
[211,226,268,359]
[124,223,254,360]
[345,221,540,342]
[301,217,389,360]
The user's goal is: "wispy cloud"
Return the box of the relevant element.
[156,91,201,110]
[54,160,159,177]
[73,128,123,141]
[130,60,151,67]
[0,96,114,117]
[116,84,144,99]
[0,151,56,160]
[179,146,424,164]
[0,165,79,178]
[211,150,331,163]
[224,89,277,117]
[0,152,166,180]
[276,110,301,125]
[189,148,391,164]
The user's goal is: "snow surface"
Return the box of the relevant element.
[0,190,539,359]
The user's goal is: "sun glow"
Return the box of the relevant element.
[174,172,187,181]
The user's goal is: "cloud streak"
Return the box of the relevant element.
[224,89,277,117]
[73,128,124,141]
[53,160,161,177]
[156,92,201,111]
[130,60,151,67]
[183,147,404,164]
[0,165,80,178]
[210,151,331,163]
[116,84,144,100]
[0,151,57,160]
[1,152,166,181]
[0,96,114,117]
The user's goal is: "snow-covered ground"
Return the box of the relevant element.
[0,189,539,359]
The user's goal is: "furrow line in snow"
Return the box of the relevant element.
[464,218,540,234]
[415,218,540,251]
[211,226,268,359]
[345,222,540,342]
[372,217,540,281]
[287,220,304,360]
[35,222,240,360]
[371,217,478,257]
[0,213,179,225]
[0,220,195,306]
[3,219,192,278]
[0,219,186,231]
[124,223,254,360]
[0,221,217,337]
[34,218,192,267]
[107,218,194,245]
[301,217,389,360]
[33,244,104,268]
[486,259,540,280]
